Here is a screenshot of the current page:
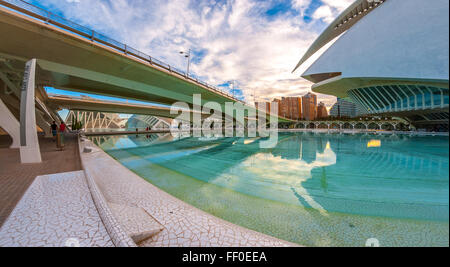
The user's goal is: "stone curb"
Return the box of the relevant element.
[77,135,136,247]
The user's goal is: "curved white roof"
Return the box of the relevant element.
[300,0,449,85]
[293,0,387,72]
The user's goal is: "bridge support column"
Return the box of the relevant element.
[0,98,20,148]
[19,59,41,163]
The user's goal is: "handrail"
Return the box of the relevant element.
[0,0,246,104]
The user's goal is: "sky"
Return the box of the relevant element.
[33,0,355,108]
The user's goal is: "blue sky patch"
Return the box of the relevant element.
[265,0,293,17]
[303,0,323,23]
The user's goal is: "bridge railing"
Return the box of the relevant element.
[0,0,245,104]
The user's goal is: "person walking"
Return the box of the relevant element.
[59,122,66,133]
[57,122,66,150]
[51,121,58,142]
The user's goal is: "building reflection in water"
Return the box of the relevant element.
[271,134,336,215]
[91,133,174,150]
[270,133,330,163]
[92,133,448,220]
[235,133,448,219]
[93,133,448,182]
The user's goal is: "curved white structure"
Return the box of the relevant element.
[126,115,171,131]
[296,0,449,129]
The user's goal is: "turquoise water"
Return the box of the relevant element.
[91,132,449,247]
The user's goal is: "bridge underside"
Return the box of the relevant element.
[0,5,291,121]
[0,6,235,106]
[0,1,289,164]
[47,95,191,120]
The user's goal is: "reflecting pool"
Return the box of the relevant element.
[90,132,449,247]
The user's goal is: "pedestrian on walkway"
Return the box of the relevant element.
[59,122,66,133]
[57,122,66,150]
[51,121,58,142]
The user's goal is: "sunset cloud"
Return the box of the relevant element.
[31,0,354,107]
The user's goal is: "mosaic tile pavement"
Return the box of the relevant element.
[80,139,296,247]
[0,134,81,227]
[0,171,114,247]
[108,202,164,244]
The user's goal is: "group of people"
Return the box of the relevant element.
[135,127,151,132]
[50,121,66,138]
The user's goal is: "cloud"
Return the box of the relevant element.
[32,0,347,107]
[312,0,354,24]
[322,0,355,12]
[312,5,334,23]
[291,0,312,16]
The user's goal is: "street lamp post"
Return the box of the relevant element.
[179,49,191,77]
[227,80,236,99]
[250,89,257,107]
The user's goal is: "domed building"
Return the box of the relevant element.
[294,0,449,130]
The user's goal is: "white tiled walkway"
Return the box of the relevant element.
[0,171,114,247]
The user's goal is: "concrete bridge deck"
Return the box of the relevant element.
[0,0,241,106]
[0,0,290,164]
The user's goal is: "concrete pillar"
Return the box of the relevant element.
[19,59,42,163]
[0,98,20,148]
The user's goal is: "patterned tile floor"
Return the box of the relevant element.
[1,134,296,247]
[0,134,81,227]
[0,171,113,247]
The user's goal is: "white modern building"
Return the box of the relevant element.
[126,115,172,131]
[294,0,449,130]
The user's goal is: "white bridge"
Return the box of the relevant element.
[65,111,126,130]
[66,111,171,131]
[286,120,409,130]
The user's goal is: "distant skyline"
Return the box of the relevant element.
[33,0,355,107]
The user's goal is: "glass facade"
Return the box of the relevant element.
[329,98,362,118]
[348,85,449,114]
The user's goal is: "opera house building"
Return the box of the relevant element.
[294,0,449,130]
